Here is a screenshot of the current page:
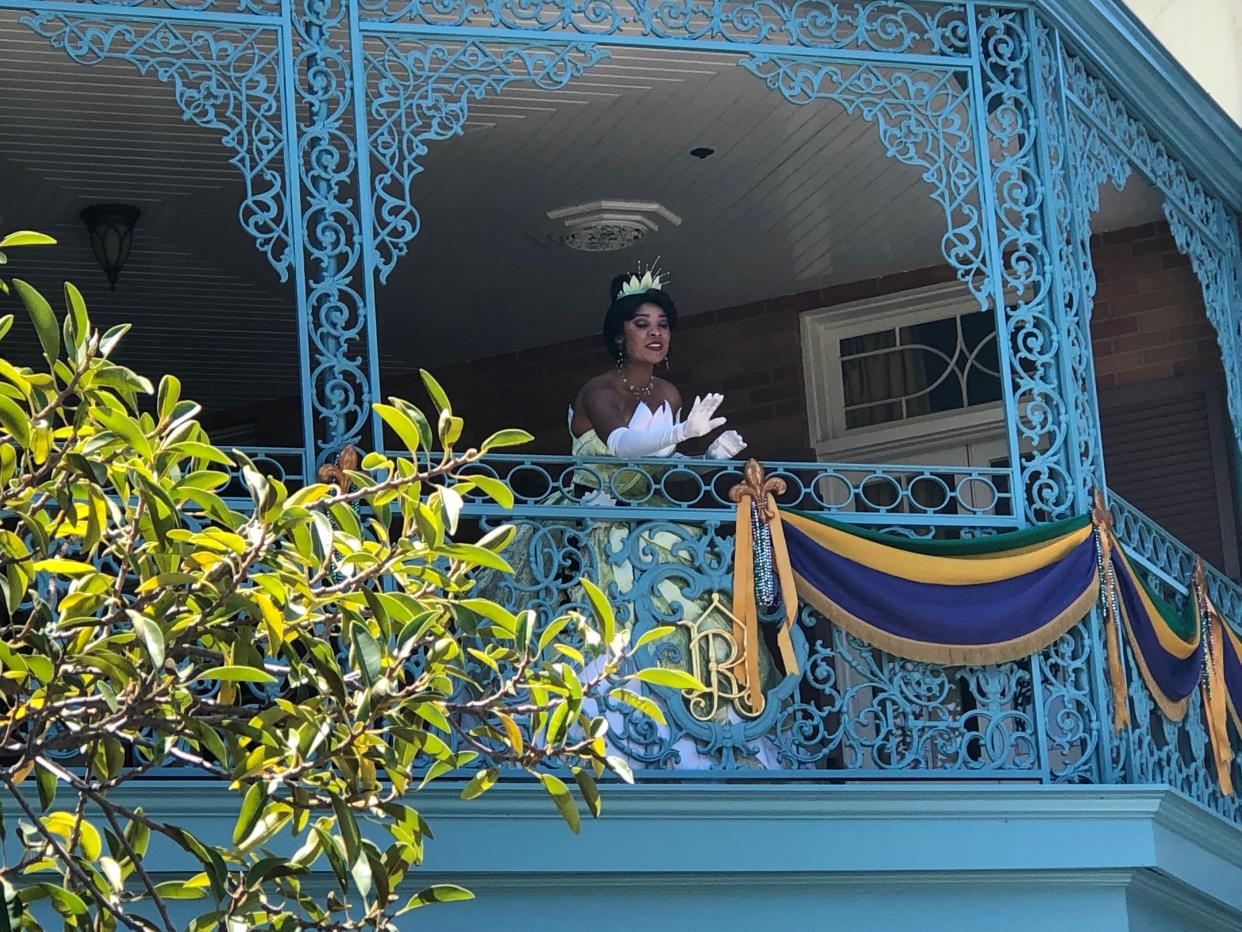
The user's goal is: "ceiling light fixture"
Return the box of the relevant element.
[546,200,681,253]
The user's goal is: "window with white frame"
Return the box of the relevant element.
[801,282,1008,468]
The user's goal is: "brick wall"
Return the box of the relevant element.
[1088,221,1236,576]
[1089,221,1221,391]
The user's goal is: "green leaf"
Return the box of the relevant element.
[411,701,450,734]
[129,611,165,668]
[439,542,512,574]
[480,428,533,451]
[350,850,373,899]
[93,363,155,397]
[629,667,708,692]
[153,881,208,900]
[32,558,96,576]
[553,643,586,665]
[93,406,151,458]
[398,884,474,914]
[476,523,516,556]
[0,232,56,249]
[351,622,382,687]
[459,767,498,801]
[467,474,515,509]
[0,395,29,448]
[235,804,293,855]
[375,403,425,456]
[42,812,101,860]
[288,830,323,869]
[0,360,31,397]
[168,828,228,900]
[95,736,125,782]
[418,369,451,415]
[35,764,56,813]
[194,665,277,684]
[573,768,602,819]
[544,700,570,745]
[242,464,274,513]
[24,654,52,684]
[124,810,150,859]
[158,374,182,422]
[171,441,234,466]
[135,572,198,593]
[606,755,635,784]
[439,412,463,447]
[331,797,361,867]
[63,282,87,351]
[405,401,434,453]
[307,831,344,900]
[497,712,524,756]
[439,486,463,535]
[11,280,58,361]
[98,322,131,357]
[608,687,667,726]
[537,617,570,657]
[286,484,331,508]
[397,609,441,650]
[457,600,517,636]
[100,856,124,892]
[21,884,86,918]
[538,773,580,834]
[632,625,678,652]
[233,782,266,846]
[580,578,616,647]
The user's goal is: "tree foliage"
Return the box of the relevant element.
[0,233,683,930]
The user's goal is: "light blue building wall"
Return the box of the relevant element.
[10,782,1242,928]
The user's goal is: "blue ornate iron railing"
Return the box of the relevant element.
[1108,493,1242,824]
[451,455,1061,781]
[450,453,1018,527]
[440,476,1239,821]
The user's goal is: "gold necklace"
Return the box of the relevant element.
[617,364,654,399]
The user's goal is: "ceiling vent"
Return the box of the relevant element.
[545,200,681,253]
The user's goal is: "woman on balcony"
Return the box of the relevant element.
[482,269,781,768]
[569,269,746,464]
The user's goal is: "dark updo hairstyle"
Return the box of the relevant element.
[602,272,678,362]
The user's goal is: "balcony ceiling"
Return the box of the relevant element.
[0,14,1164,418]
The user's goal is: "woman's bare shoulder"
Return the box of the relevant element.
[653,377,682,411]
[577,372,618,401]
[574,372,621,414]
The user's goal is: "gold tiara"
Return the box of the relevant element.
[616,261,666,299]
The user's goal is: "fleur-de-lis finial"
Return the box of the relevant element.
[728,458,786,524]
[317,443,360,495]
[1090,486,1113,531]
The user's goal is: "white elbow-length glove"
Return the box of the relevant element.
[606,393,726,458]
[706,429,747,460]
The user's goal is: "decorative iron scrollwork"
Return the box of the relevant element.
[23,13,293,279]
